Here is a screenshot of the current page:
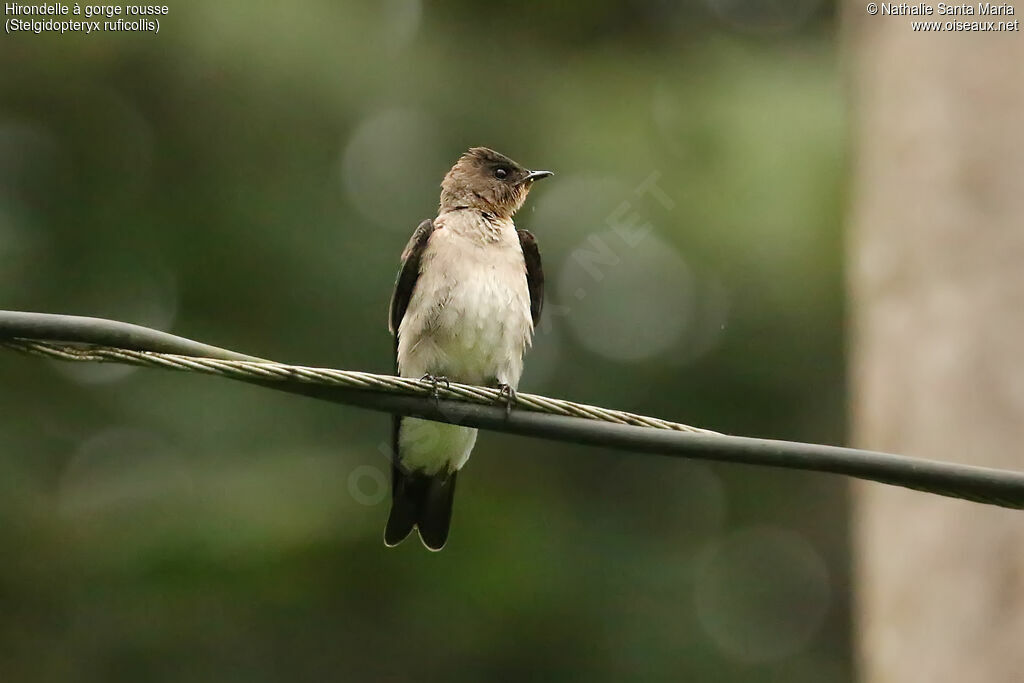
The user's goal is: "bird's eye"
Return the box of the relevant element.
[494,167,509,180]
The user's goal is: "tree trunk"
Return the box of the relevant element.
[847,12,1024,683]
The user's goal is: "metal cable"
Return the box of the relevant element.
[2,310,1023,510]
[2,338,713,434]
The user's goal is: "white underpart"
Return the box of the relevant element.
[397,210,534,475]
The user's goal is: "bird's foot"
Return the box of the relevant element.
[496,383,517,417]
[419,374,450,404]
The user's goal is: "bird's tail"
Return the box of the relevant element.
[384,466,458,551]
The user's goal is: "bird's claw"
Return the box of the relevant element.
[419,374,450,404]
[496,383,517,417]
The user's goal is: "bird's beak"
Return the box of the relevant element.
[522,170,554,184]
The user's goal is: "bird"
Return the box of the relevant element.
[384,147,552,550]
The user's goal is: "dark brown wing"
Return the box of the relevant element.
[386,219,436,547]
[388,219,435,338]
[388,218,434,474]
[517,229,544,326]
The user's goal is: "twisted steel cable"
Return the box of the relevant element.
[3,338,712,433]
[2,310,1023,510]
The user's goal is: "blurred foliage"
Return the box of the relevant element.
[1,0,848,681]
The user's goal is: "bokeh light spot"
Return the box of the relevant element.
[50,262,179,385]
[694,526,831,663]
[558,231,696,363]
[340,108,443,233]
[58,427,193,518]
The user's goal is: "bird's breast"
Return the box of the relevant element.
[397,228,533,387]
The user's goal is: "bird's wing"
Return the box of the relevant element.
[388,218,436,339]
[385,218,459,551]
[517,229,544,326]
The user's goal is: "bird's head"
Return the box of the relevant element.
[439,147,552,219]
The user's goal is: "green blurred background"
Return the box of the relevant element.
[0,1,848,680]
